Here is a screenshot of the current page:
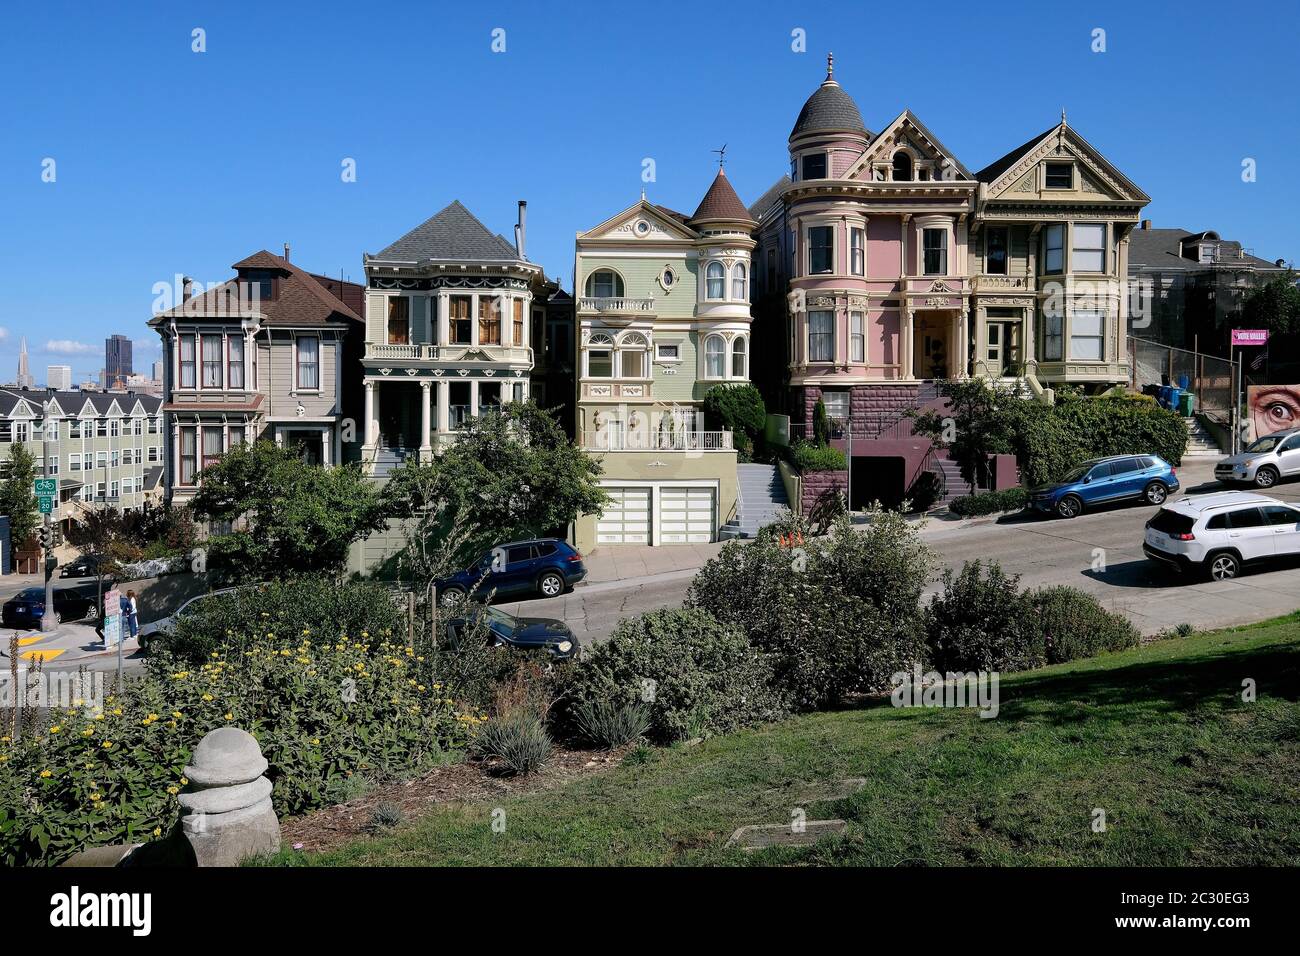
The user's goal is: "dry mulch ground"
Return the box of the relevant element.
[280,742,634,854]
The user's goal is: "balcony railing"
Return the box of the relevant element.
[579,428,733,452]
[366,342,439,360]
[578,296,655,315]
[365,342,533,363]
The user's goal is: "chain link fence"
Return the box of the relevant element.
[1129,336,1236,419]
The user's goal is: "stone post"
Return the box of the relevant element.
[178,727,280,866]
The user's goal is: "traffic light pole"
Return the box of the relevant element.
[39,402,56,633]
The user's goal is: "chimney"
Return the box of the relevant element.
[515,200,527,259]
[182,276,194,302]
[1141,219,1152,230]
[283,242,291,262]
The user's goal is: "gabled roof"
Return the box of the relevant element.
[749,175,792,222]
[977,121,1151,203]
[0,388,163,416]
[577,199,700,242]
[1129,227,1288,272]
[976,125,1058,183]
[846,110,973,181]
[690,168,755,225]
[369,200,521,263]
[149,250,362,328]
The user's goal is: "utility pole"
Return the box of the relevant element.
[39,400,56,632]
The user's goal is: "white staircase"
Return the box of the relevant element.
[1183,417,1223,457]
[721,463,791,539]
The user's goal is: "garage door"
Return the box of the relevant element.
[657,486,716,543]
[596,487,651,544]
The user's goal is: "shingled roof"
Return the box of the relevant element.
[790,59,869,139]
[975,124,1059,182]
[370,200,521,263]
[690,168,755,224]
[748,175,792,222]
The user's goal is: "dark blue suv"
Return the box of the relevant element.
[436,538,587,604]
[1027,454,1180,519]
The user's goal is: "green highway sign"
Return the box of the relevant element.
[38,496,54,514]
[33,478,57,496]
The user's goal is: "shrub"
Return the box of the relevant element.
[573,699,652,748]
[0,631,475,866]
[472,712,552,775]
[703,383,767,456]
[790,440,847,472]
[906,470,943,512]
[162,576,406,665]
[1023,586,1140,664]
[565,608,786,742]
[925,560,1039,673]
[948,487,1029,516]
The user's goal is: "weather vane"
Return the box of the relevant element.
[712,144,727,168]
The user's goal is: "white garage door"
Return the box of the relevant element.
[596,487,651,544]
[657,486,716,544]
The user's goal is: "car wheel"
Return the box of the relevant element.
[1055,494,1083,519]
[1143,481,1168,505]
[1254,466,1279,489]
[1207,552,1241,581]
[538,571,565,598]
[439,586,467,606]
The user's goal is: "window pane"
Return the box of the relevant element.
[731,264,747,300]
[850,228,865,275]
[201,334,222,387]
[387,297,410,344]
[297,337,319,388]
[809,227,833,274]
[622,348,644,378]
[808,310,834,362]
[1045,163,1073,188]
[588,350,612,377]
[1044,225,1064,273]
[1069,310,1104,361]
[801,153,827,180]
[923,229,947,275]
[822,391,850,421]
[228,335,244,388]
[707,262,725,299]
[986,228,1008,275]
[850,312,865,363]
[1073,224,1106,272]
[705,337,725,377]
[732,338,746,377]
[478,297,500,344]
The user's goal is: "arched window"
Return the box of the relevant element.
[584,270,624,298]
[704,335,725,377]
[619,332,648,378]
[892,151,913,182]
[706,261,725,299]
[731,263,747,301]
[731,337,747,378]
[587,333,614,378]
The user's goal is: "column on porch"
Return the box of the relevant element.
[437,292,449,347]
[436,379,450,434]
[363,380,377,451]
[419,380,433,459]
[469,379,480,417]
[956,307,970,378]
[901,307,915,380]
[973,305,987,377]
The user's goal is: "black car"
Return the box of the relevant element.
[446,605,579,659]
[2,587,98,628]
[59,554,106,579]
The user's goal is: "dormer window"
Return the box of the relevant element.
[892,151,913,182]
[1199,243,1217,264]
[243,270,274,302]
[801,153,827,180]
[1045,162,1073,189]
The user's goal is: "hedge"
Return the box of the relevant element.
[789,440,847,472]
[949,487,1029,517]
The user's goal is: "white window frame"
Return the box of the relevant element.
[731,263,747,301]
[1043,224,1065,275]
[703,334,726,378]
[1069,309,1106,362]
[705,261,725,300]
[850,227,865,276]
[850,311,865,363]
[1072,223,1107,274]
[807,310,835,363]
[731,336,748,379]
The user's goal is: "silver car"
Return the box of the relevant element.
[1215,429,1300,489]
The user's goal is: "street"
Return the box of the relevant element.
[500,459,1300,644]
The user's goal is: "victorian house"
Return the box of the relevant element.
[572,167,754,547]
[360,200,554,474]
[750,56,1149,505]
[149,248,364,502]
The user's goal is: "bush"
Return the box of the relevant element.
[790,440,847,472]
[565,608,786,742]
[0,631,475,866]
[703,383,767,457]
[1024,586,1140,664]
[948,487,1029,517]
[573,699,652,748]
[162,576,406,665]
[925,560,1039,673]
[472,712,552,775]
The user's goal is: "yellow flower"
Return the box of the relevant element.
[153,827,162,837]
[40,769,53,778]
[166,786,179,796]
[102,741,113,749]
[224,713,233,721]
[202,694,214,702]
[311,738,320,746]
[50,725,62,734]
[266,632,275,640]
[112,708,123,716]
[94,714,105,721]
[180,776,188,785]
[82,729,94,737]
[171,711,182,719]
[90,792,102,801]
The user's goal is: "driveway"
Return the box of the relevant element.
[501,459,1300,643]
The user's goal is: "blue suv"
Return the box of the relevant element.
[1028,454,1180,519]
[435,538,587,604]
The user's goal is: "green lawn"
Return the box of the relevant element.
[269,614,1300,866]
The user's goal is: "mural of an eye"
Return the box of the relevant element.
[1248,385,1300,440]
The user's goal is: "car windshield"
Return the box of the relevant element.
[1246,436,1282,453]
[1060,465,1090,483]
[16,588,44,600]
[483,607,516,629]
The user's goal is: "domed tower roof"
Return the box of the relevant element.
[689,167,755,226]
[790,53,868,140]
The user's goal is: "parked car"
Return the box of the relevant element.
[137,588,242,653]
[1143,491,1300,580]
[435,538,587,604]
[1028,454,1180,519]
[445,605,579,659]
[2,587,98,628]
[1214,428,1300,488]
[59,553,107,579]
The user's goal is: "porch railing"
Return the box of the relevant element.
[579,428,733,452]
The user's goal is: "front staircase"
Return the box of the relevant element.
[930,456,974,510]
[720,463,791,539]
[1182,416,1223,457]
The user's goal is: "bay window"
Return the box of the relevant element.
[1072,224,1106,273]
[706,261,725,299]
[179,334,196,388]
[704,335,725,377]
[296,336,320,390]
[450,296,472,344]
[201,334,223,387]
[1069,310,1105,361]
[512,299,524,346]
[478,297,500,345]
[228,334,244,388]
[1044,224,1065,274]
[808,310,834,362]
[808,226,834,275]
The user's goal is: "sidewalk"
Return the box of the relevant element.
[580,542,729,584]
[1,622,143,671]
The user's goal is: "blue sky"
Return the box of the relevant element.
[2,0,1296,384]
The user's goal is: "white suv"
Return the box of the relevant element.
[1143,491,1300,580]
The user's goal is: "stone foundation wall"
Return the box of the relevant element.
[800,468,848,514]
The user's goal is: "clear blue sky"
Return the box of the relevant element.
[2,0,1296,384]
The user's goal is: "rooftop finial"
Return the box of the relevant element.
[712,143,727,169]
[1061,107,1067,126]
[827,51,834,79]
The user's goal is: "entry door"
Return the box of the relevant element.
[987,322,1021,377]
[657,487,715,543]
[596,488,651,544]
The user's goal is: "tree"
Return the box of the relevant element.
[0,443,40,551]
[912,379,1023,489]
[702,383,767,456]
[383,402,608,575]
[65,507,141,622]
[1241,271,1300,335]
[121,501,198,558]
[189,441,388,581]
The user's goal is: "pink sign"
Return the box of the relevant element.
[1232,329,1269,346]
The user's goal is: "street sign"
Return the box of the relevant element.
[1231,329,1269,346]
[38,497,54,514]
[33,478,57,496]
[102,588,122,648]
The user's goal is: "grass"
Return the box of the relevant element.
[264,614,1300,866]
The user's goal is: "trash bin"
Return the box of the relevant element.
[1178,374,1191,391]
[1167,386,1182,411]
[1157,385,1173,409]
[1178,391,1194,416]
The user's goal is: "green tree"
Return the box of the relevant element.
[912,378,1022,488]
[702,383,767,457]
[65,506,143,625]
[189,440,388,581]
[0,443,40,551]
[1241,271,1300,335]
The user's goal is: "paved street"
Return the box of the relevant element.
[501,459,1300,645]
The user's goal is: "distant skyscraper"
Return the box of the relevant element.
[46,365,73,390]
[16,337,34,389]
[105,334,133,385]
[152,359,164,381]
